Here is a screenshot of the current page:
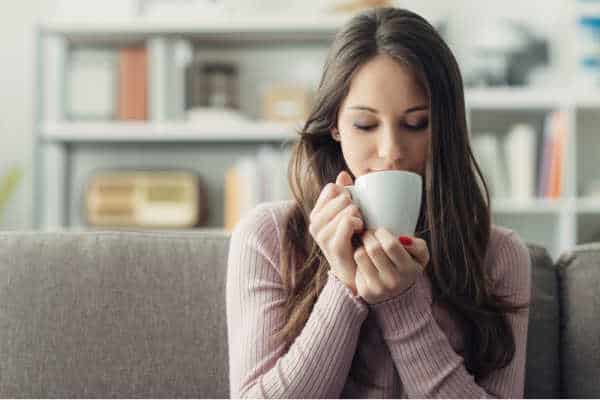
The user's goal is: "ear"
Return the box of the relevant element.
[331,127,341,142]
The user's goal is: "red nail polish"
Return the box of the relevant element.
[399,236,413,246]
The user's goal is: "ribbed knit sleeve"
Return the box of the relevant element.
[226,203,369,398]
[370,230,531,398]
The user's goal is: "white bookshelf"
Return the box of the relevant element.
[577,197,600,213]
[39,15,351,41]
[466,87,571,110]
[41,121,299,143]
[34,10,600,261]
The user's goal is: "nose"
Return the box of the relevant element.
[377,126,405,165]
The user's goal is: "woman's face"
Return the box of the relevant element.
[332,54,431,179]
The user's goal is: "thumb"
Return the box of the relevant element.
[336,170,354,187]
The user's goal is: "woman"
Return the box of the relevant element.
[226,7,531,398]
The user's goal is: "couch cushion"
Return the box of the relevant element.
[556,243,600,398]
[524,244,560,398]
[0,230,571,398]
[0,231,230,398]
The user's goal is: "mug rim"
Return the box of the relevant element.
[356,169,422,183]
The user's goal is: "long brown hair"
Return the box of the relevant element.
[276,7,528,389]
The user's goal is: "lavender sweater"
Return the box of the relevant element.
[226,200,531,398]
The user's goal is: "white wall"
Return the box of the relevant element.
[0,0,570,228]
[0,0,56,228]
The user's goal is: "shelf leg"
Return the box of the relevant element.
[40,142,70,230]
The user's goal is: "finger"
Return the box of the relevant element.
[399,237,430,271]
[372,228,414,271]
[354,246,382,295]
[329,214,364,256]
[317,201,363,248]
[313,183,339,215]
[336,171,355,202]
[312,193,356,236]
[361,230,398,285]
[336,170,354,187]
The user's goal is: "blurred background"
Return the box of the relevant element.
[2,0,600,260]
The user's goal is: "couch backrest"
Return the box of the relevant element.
[524,244,560,398]
[0,231,231,398]
[555,243,600,399]
[0,232,596,398]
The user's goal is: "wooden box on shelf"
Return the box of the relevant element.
[86,171,207,228]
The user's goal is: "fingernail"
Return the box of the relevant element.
[399,236,413,246]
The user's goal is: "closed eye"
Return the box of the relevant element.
[353,124,376,131]
[407,120,429,131]
[353,121,429,131]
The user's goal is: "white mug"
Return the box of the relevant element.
[344,170,423,236]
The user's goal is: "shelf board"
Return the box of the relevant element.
[574,90,600,108]
[39,14,350,41]
[41,121,300,143]
[466,87,600,109]
[577,197,600,213]
[465,87,569,110]
[491,198,565,214]
[42,226,230,235]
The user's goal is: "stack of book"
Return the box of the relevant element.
[66,39,193,122]
[224,146,292,231]
[471,110,566,201]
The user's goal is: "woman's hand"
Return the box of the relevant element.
[309,171,365,295]
[354,228,430,304]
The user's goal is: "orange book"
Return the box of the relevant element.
[118,46,148,120]
[547,112,566,198]
[224,167,240,232]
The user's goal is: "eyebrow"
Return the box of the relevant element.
[348,105,428,114]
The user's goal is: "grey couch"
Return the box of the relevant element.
[0,231,598,398]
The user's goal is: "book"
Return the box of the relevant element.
[547,111,567,198]
[224,148,292,231]
[504,124,537,200]
[148,38,168,122]
[538,111,567,198]
[117,46,148,120]
[471,133,509,199]
[537,113,554,197]
[66,48,117,120]
[257,146,293,202]
[224,157,259,232]
[224,167,240,232]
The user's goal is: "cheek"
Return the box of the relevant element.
[341,138,371,166]
[338,134,374,174]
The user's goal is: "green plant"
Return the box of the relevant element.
[0,166,23,218]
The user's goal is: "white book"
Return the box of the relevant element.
[66,48,116,120]
[257,146,290,202]
[504,124,537,200]
[256,147,274,202]
[236,157,260,221]
[148,37,168,122]
[471,133,509,199]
